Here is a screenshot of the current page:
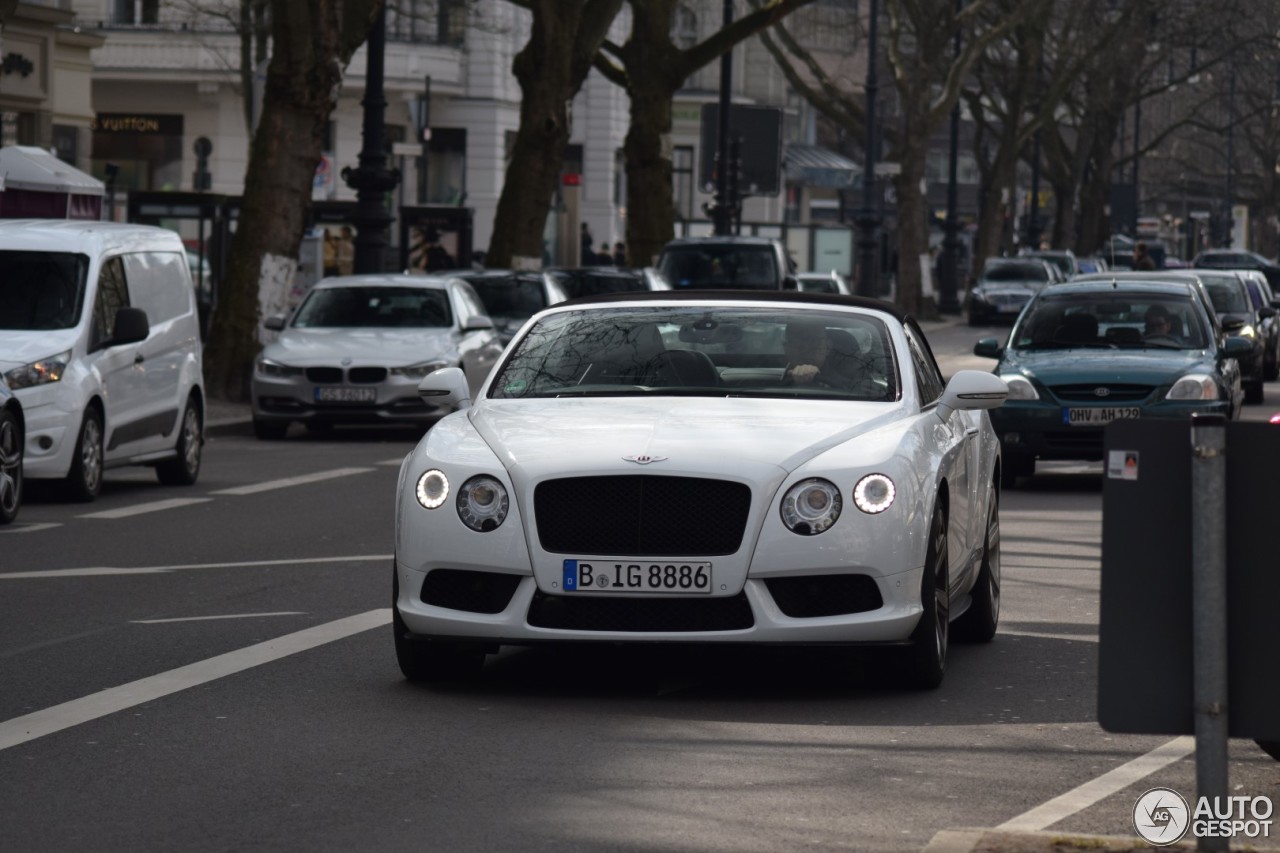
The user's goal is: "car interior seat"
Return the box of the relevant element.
[1053,313,1099,343]
[644,349,722,387]
[580,323,666,384]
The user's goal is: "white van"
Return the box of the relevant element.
[0,221,205,500]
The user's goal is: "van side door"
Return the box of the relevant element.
[87,256,150,459]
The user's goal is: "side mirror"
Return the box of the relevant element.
[783,275,800,291]
[418,366,471,411]
[264,315,286,332]
[1220,313,1247,331]
[1258,306,1276,320]
[936,370,1009,422]
[973,338,1004,359]
[1222,336,1253,358]
[112,306,150,345]
[462,315,494,332]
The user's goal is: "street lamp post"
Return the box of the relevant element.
[855,0,881,298]
[342,5,401,273]
[713,0,735,236]
[937,0,964,315]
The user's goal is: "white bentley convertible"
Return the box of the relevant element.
[393,291,1008,688]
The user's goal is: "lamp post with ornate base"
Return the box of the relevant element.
[937,0,964,314]
[855,0,881,299]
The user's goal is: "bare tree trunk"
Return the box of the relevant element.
[203,0,379,402]
[892,145,930,318]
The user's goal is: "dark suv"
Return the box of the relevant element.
[655,236,798,290]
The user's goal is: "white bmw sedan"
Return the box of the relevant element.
[393,291,1008,688]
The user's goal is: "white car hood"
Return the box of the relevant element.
[0,329,81,365]
[468,398,906,481]
[265,327,456,366]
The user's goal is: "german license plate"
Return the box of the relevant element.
[315,386,376,403]
[1063,406,1140,426]
[562,559,713,594]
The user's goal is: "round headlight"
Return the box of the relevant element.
[780,478,842,535]
[853,473,896,514]
[415,469,449,509]
[457,475,510,532]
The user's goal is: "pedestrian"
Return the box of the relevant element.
[580,222,596,266]
[1133,241,1156,271]
[612,242,626,266]
[323,230,339,277]
[336,226,355,276]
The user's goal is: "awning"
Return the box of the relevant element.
[0,145,104,195]
[784,144,860,189]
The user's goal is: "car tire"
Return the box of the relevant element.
[62,408,103,502]
[0,406,22,525]
[393,574,485,682]
[900,502,949,689]
[1257,740,1280,762]
[156,397,203,486]
[954,483,1000,643]
[1001,454,1033,489]
[253,418,289,440]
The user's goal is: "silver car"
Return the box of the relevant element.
[251,274,504,439]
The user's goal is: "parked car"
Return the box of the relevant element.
[654,236,798,290]
[1238,269,1280,381]
[967,257,1057,325]
[973,277,1248,486]
[1190,269,1269,404]
[451,269,570,344]
[0,221,205,501]
[393,290,1009,688]
[0,373,23,524]
[251,274,504,439]
[796,270,853,294]
[544,267,668,300]
[1020,248,1079,280]
[1192,248,1280,291]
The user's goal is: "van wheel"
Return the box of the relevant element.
[156,398,203,486]
[253,418,289,440]
[63,408,103,502]
[0,406,23,525]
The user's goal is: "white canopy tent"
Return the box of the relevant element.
[0,145,104,220]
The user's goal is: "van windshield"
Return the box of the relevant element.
[657,245,779,289]
[0,251,90,330]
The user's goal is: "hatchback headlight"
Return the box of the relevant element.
[4,350,71,389]
[999,374,1039,400]
[780,478,842,535]
[256,357,304,378]
[457,475,509,531]
[1166,374,1219,401]
[390,360,451,379]
[853,473,896,514]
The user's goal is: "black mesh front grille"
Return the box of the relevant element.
[348,367,388,383]
[535,475,751,556]
[526,590,753,632]
[764,574,883,618]
[1050,383,1153,402]
[421,569,522,614]
[307,367,343,383]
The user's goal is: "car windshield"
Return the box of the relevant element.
[552,272,646,299]
[0,250,89,330]
[291,286,453,328]
[982,262,1050,284]
[1196,253,1257,269]
[1028,254,1072,276]
[489,305,898,402]
[461,275,548,322]
[657,245,779,289]
[1011,293,1209,350]
[797,275,839,293]
[1202,280,1250,314]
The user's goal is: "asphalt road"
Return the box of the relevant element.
[0,320,1276,852]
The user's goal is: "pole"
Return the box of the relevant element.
[1025,50,1043,249]
[342,5,400,274]
[419,75,431,205]
[1223,67,1235,248]
[714,0,734,236]
[938,0,963,314]
[855,0,881,298]
[1189,413,1229,852]
[1132,98,1141,237]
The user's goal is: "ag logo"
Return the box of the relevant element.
[1133,787,1190,845]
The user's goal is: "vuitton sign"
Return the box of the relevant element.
[92,114,184,135]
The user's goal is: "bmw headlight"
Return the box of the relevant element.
[390,360,451,379]
[780,478,842,535]
[999,374,1039,400]
[415,469,449,509]
[1166,374,1219,401]
[457,475,509,531]
[853,473,896,514]
[4,350,71,389]
[256,357,304,378]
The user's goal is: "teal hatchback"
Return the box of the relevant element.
[973,278,1250,486]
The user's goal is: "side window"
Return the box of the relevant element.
[90,257,130,350]
[122,252,192,325]
[457,281,487,322]
[905,324,945,405]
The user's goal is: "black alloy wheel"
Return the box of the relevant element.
[901,502,950,689]
[0,407,22,525]
[63,408,103,502]
[954,481,1001,643]
[156,397,203,485]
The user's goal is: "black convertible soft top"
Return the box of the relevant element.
[559,288,908,322]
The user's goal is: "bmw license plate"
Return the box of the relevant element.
[1063,406,1140,426]
[315,386,376,403]
[563,559,712,594]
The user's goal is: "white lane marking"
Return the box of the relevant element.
[1000,630,1099,644]
[210,466,374,495]
[997,736,1194,832]
[0,609,391,751]
[0,522,62,535]
[0,553,394,580]
[377,457,406,466]
[77,497,213,519]
[131,611,305,624]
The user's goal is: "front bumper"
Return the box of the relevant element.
[15,382,80,480]
[252,374,448,425]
